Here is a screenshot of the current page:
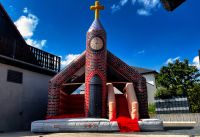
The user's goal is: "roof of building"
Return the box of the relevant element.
[0,3,26,44]
[132,66,158,75]
[0,3,60,76]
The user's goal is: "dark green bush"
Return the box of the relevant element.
[155,87,175,99]
[148,103,156,114]
[187,83,200,113]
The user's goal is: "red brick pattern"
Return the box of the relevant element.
[47,52,86,116]
[85,28,107,118]
[107,51,149,118]
[47,50,149,119]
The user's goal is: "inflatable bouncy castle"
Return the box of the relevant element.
[32,1,152,133]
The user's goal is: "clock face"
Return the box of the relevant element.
[90,37,103,51]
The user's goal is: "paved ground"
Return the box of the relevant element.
[0,128,200,137]
[0,132,193,137]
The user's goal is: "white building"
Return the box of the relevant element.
[0,4,60,132]
[132,67,158,104]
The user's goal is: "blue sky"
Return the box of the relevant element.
[1,0,200,71]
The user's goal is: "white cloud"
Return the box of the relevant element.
[26,39,47,49]
[23,7,31,14]
[120,0,129,6]
[137,50,145,54]
[134,50,145,56]
[132,0,137,5]
[137,0,160,15]
[111,4,121,13]
[137,9,151,16]
[14,13,38,38]
[165,56,180,64]
[61,54,80,69]
[23,7,29,14]
[111,0,129,13]
[14,8,47,49]
[111,0,160,15]
[164,56,200,70]
[192,56,200,69]
[138,0,160,9]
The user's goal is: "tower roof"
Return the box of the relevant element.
[88,19,105,32]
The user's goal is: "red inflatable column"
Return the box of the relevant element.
[85,18,107,118]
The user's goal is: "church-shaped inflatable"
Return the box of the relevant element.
[46,1,149,128]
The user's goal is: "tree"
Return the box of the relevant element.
[187,83,200,113]
[156,59,199,98]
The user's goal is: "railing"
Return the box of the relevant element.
[155,97,190,114]
[0,37,60,72]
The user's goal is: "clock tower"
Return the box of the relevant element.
[85,1,107,118]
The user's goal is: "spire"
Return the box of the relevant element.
[88,19,105,32]
[90,1,104,20]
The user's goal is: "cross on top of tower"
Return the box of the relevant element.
[90,1,104,20]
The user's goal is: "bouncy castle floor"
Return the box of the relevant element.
[31,118,119,132]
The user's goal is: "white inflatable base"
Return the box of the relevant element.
[138,119,164,131]
[31,118,119,133]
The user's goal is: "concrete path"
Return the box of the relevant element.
[1,127,200,137]
[0,132,193,137]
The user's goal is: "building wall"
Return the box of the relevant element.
[143,74,157,104]
[112,73,157,104]
[0,63,52,132]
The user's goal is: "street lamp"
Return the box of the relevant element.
[160,0,186,11]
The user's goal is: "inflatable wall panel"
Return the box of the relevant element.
[107,83,116,120]
[124,83,139,119]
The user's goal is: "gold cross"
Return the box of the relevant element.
[90,1,104,20]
